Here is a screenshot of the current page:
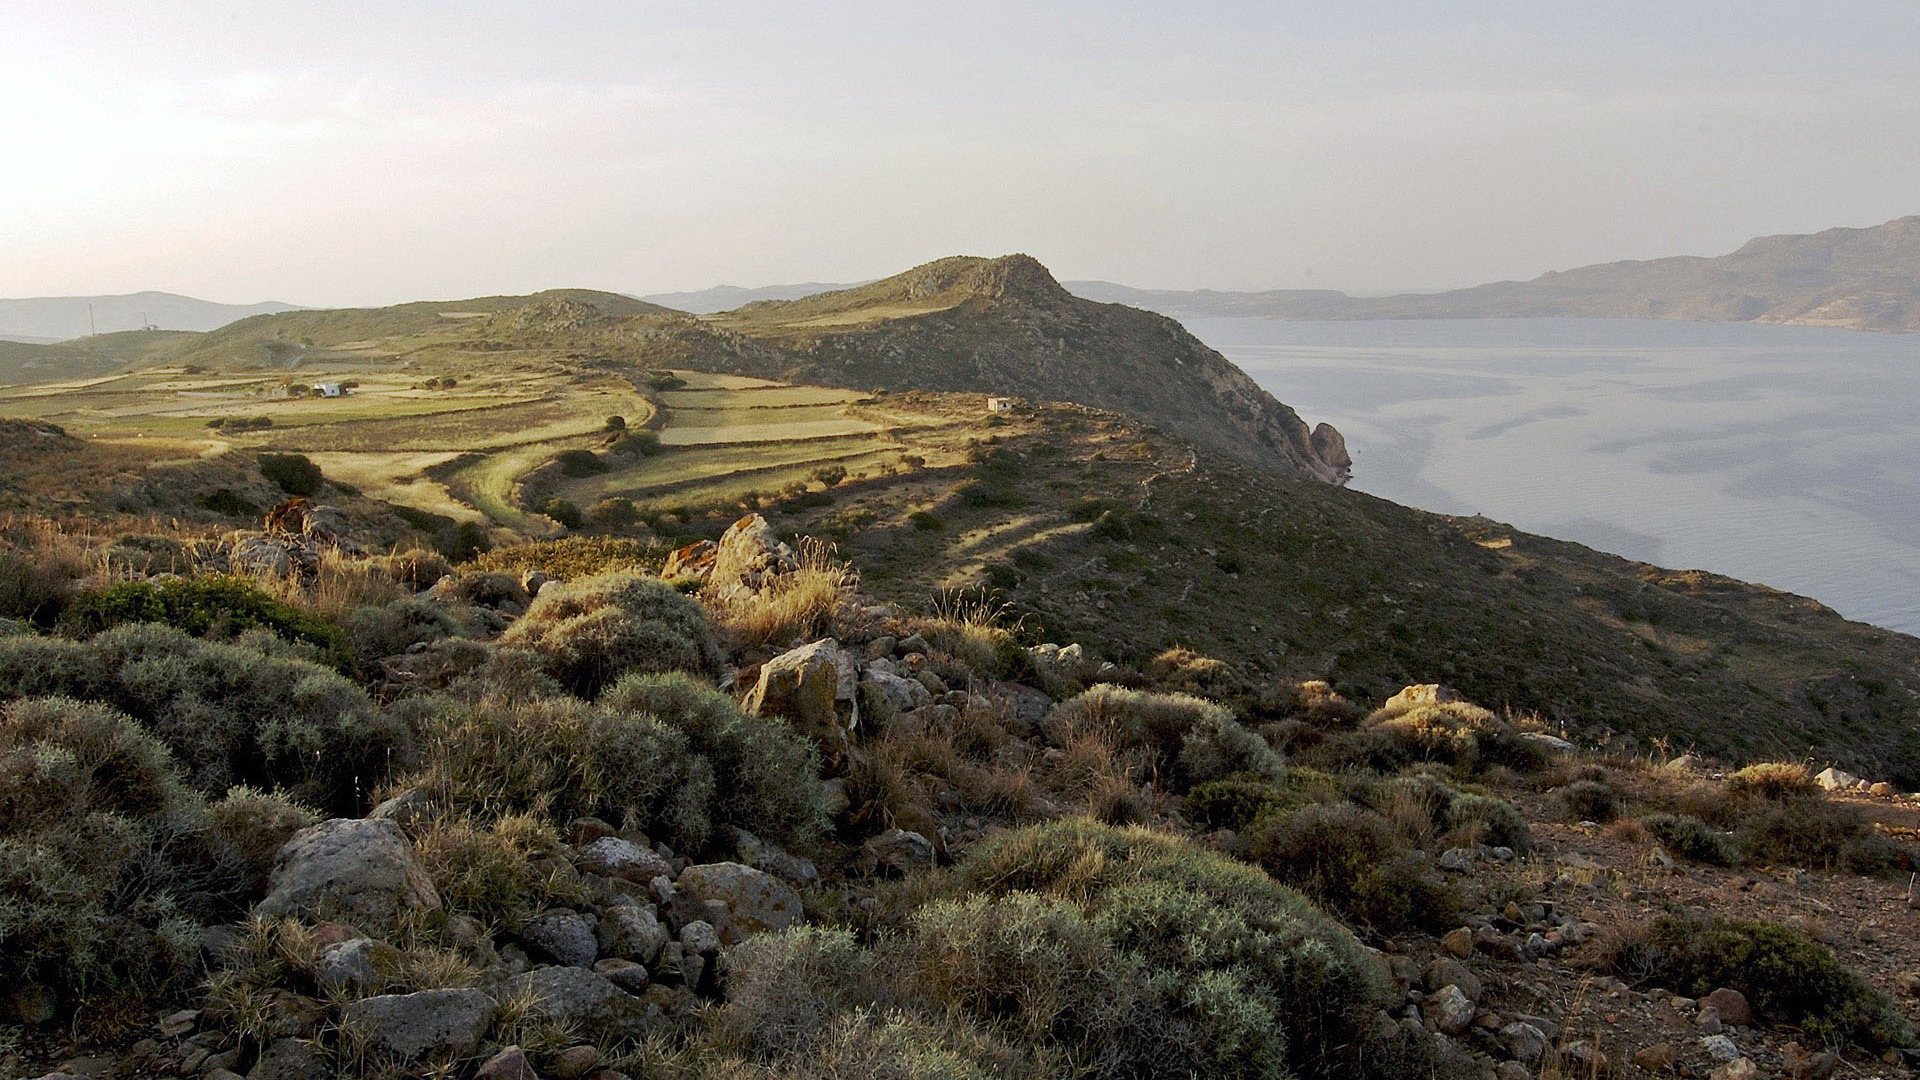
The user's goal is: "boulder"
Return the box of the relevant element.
[1382,684,1461,713]
[368,788,430,826]
[550,1046,600,1080]
[1499,1022,1548,1064]
[596,902,669,966]
[339,988,496,1060]
[475,1046,538,1080]
[863,668,932,713]
[661,540,717,580]
[732,828,820,887]
[1631,1043,1677,1072]
[742,638,859,759]
[1701,987,1753,1027]
[522,911,599,968]
[577,837,673,885]
[1712,1059,1758,1080]
[593,958,650,995]
[861,828,936,875]
[1782,1041,1838,1080]
[1814,767,1860,791]
[1422,958,1481,1003]
[246,1038,328,1080]
[1702,1034,1740,1062]
[708,514,797,598]
[1428,984,1474,1035]
[256,818,439,932]
[315,938,403,993]
[676,862,805,936]
[493,967,643,1037]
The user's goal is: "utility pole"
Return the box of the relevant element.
[88,303,97,337]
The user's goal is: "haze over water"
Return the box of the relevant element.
[1191,317,1920,636]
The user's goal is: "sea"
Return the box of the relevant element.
[1184,317,1920,638]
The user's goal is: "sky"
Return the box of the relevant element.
[4,1,1919,307]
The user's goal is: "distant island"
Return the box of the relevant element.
[1067,215,1920,332]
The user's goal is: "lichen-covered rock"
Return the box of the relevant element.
[732,828,819,887]
[861,828,935,876]
[708,514,797,598]
[676,862,804,937]
[1381,684,1461,713]
[246,1038,328,1080]
[522,911,599,968]
[339,988,495,1060]
[493,967,644,1037]
[1428,984,1473,1035]
[742,638,858,759]
[315,938,404,993]
[256,818,438,932]
[577,836,673,884]
[596,902,669,966]
[863,668,931,712]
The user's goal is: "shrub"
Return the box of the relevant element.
[1248,801,1401,900]
[0,541,83,625]
[1641,813,1737,866]
[374,549,454,589]
[541,498,584,529]
[1560,779,1623,823]
[59,576,351,671]
[1364,700,1547,773]
[201,786,320,897]
[1446,791,1533,851]
[719,926,889,1057]
[908,510,946,532]
[466,537,668,579]
[937,819,1391,1079]
[555,449,610,477]
[613,430,662,457]
[702,539,858,650]
[604,415,626,432]
[591,497,639,529]
[601,672,830,849]
[258,453,322,495]
[1737,798,1904,874]
[1184,777,1289,832]
[1726,761,1820,800]
[411,812,589,929]
[1603,914,1913,1050]
[405,695,717,851]
[0,698,251,1007]
[1044,685,1282,792]
[437,520,492,562]
[500,571,724,697]
[0,624,409,812]
[341,597,465,666]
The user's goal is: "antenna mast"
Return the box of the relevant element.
[89,303,97,337]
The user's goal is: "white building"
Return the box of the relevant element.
[312,383,345,398]
[986,396,1013,413]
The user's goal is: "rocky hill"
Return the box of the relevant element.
[710,255,1352,482]
[1073,215,1920,332]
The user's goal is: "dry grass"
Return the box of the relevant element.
[702,537,860,650]
[248,548,409,619]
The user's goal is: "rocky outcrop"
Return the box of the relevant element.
[676,862,806,938]
[742,638,859,759]
[709,514,798,597]
[255,819,439,933]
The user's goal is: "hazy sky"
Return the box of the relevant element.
[6,1,1919,306]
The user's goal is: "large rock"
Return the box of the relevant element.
[339,989,495,1060]
[661,540,717,580]
[577,837,673,884]
[1381,684,1460,714]
[597,902,669,966]
[863,668,932,713]
[708,514,797,598]
[493,967,644,1037]
[1814,767,1861,792]
[1423,957,1481,1003]
[315,938,403,993]
[1702,987,1753,1027]
[742,638,859,759]
[676,862,805,937]
[521,911,599,968]
[1428,984,1474,1035]
[256,819,439,932]
[246,1038,328,1080]
[861,828,936,876]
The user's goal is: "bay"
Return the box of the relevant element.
[1186,317,1920,636]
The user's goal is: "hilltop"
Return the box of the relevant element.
[0,290,300,342]
[1073,215,1920,332]
[709,255,1351,482]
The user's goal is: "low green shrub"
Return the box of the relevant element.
[1606,914,1913,1049]
[341,597,464,665]
[940,819,1392,1079]
[1445,791,1533,851]
[1736,798,1905,875]
[555,449,610,477]
[0,624,409,812]
[1641,813,1737,866]
[59,576,351,671]
[1361,699,1549,774]
[600,672,830,850]
[258,453,322,495]
[1559,778,1624,823]
[1184,777,1288,832]
[500,571,724,697]
[1045,685,1282,792]
[0,698,261,1009]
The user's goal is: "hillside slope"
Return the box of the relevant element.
[711,255,1352,482]
[1073,215,1920,331]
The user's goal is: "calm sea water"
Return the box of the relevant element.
[1185,317,1920,637]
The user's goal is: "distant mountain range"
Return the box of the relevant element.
[1069,215,1920,332]
[0,291,300,343]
